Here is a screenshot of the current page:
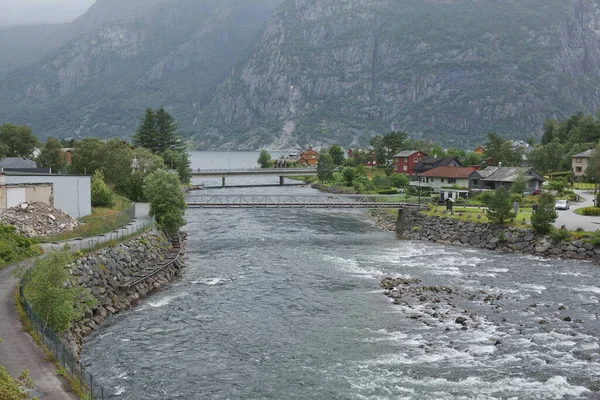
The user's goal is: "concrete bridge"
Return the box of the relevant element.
[191,168,317,186]
[186,194,417,209]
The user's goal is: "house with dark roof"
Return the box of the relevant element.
[572,149,594,180]
[0,157,50,174]
[412,156,461,175]
[469,167,544,194]
[393,150,428,174]
[411,166,476,200]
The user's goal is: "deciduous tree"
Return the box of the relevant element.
[22,249,97,332]
[36,138,67,173]
[328,145,345,167]
[0,124,39,158]
[317,153,335,182]
[143,169,187,236]
[258,150,272,168]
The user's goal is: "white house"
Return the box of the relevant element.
[411,166,476,199]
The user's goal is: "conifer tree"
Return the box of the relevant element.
[132,108,158,152]
[486,187,516,225]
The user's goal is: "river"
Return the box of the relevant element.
[81,153,600,399]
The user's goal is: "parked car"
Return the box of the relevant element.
[555,199,570,210]
[533,189,543,195]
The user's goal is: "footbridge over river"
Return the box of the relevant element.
[190,168,317,187]
[186,194,419,209]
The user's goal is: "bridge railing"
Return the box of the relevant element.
[186,194,424,208]
[190,168,317,173]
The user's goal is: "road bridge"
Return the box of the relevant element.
[191,168,317,186]
[186,194,418,209]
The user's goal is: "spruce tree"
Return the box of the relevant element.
[155,108,184,153]
[531,193,557,234]
[486,187,516,225]
[132,108,158,152]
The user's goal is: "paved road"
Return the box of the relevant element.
[0,262,78,399]
[554,190,600,231]
[0,213,153,399]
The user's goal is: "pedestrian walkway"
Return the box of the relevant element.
[0,208,154,399]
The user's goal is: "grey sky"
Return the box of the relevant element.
[0,0,95,26]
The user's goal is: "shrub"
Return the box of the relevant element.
[0,225,39,267]
[486,187,515,225]
[550,228,571,243]
[581,207,600,216]
[0,364,33,399]
[372,175,392,189]
[91,171,114,207]
[143,169,187,236]
[378,189,398,194]
[390,173,410,188]
[589,230,600,247]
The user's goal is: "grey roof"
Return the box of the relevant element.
[572,149,595,158]
[0,157,37,169]
[475,166,543,182]
[393,150,424,157]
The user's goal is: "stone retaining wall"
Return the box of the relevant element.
[64,228,186,357]
[397,208,600,263]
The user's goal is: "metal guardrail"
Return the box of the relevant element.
[186,194,421,209]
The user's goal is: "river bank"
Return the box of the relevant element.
[63,229,187,357]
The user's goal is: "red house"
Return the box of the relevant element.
[347,149,377,168]
[298,147,319,166]
[393,150,428,175]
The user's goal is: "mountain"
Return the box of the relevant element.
[0,0,284,141]
[2,0,600,149]
[195,0,600,149]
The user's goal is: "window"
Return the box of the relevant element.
[576,167,582,172]
[403,165,407,171]
[577,158,582,163]
[448,178,457,184]
[404,157,408,162]
[441,178,445,183]
[414,157,419,162]
[472,179,479,186]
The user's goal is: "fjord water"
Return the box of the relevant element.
[81,154,600,399]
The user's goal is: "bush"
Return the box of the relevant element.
[0,364,33,399]
[0,225,39,267]
[378,189,398,194]
[372,175,392,189]
[580,207,600,216]
[91,171,114,207]
[589,230,600,247]
[550,228,571,243]
[486,187,515,225]
[390,173,410,188]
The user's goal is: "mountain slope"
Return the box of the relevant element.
[0,0,284,140]
[195,0,600,149]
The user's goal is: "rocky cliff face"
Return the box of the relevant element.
[2,0,600,148]
[0,0,284,140]
[196,0,600,149]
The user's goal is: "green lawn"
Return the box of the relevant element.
[423,206,533,226]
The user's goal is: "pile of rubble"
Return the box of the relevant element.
[0,202,79,238]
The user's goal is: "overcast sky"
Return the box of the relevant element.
[0,0,95,26]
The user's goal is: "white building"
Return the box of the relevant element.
[5,173,91,218]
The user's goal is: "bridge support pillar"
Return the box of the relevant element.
[222,176,226,187]
[279,176,285,185]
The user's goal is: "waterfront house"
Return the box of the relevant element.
[298,148,319,166]
[411,166,475,200]
[413,156,461,175]
[473,146,486,155]
[469,166,544,194]
[393,150,428,175]
[572,149,594,181]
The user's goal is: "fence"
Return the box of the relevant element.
[40,203,136,243]
[19,214,157,399]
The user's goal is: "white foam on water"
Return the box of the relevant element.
[324,255,384,278]
[516,283,547,293]
[487,267,509,273]
[572,285,600,294]
[120,338,130,342]
[557,271,587,277]
[98,332,113,339]
[191,277,228,286]
[114,385,125,396]
[147,292,188,308]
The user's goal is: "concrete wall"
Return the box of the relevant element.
[6,175,91,218]
[0,183,53,210]
[23,184,53,206]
